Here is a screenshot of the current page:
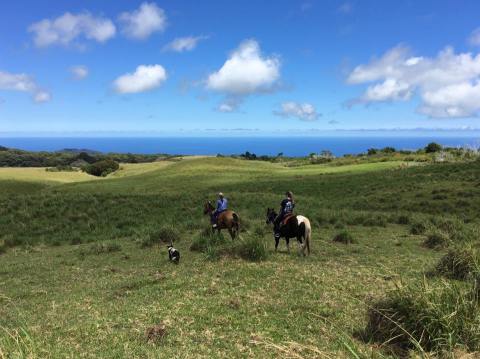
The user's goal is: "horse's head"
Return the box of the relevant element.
[203,200,214,215]
[266,208,277,224]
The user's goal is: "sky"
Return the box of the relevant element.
[1,0,480,135]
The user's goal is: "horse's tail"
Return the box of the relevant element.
[232,212,240,233]
[300,216,311,255]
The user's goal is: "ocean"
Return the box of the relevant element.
[1,136,479,157]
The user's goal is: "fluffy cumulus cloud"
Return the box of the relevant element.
[0,71,51,103]
[113,65,167,94]
[163,35,207,52]
[338,2,353,14]
[70,65,88,80]
[274,102,320,121]
[119,2,167,40]
[347,44,480,118]
[468,28,480,47]
[206,39,280,111]
[28,12,115,47]
[207,39,280,95]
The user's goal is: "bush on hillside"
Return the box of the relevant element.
[233,236,268,262]
[365,280,480,353]
[435,247,480,280]
[425,142,442,153]
[423,230,449,249]
[333,230,357,244]
[410,220,429,235]
[190,230,227,253]
[142,226,180,247]
[83,159,119,177]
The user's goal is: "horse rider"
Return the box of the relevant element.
[274,191,295,239]
[212,192,228,228]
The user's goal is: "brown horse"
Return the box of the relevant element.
[203,201,240,240]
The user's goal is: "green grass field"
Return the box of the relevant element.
[1,157,479,358]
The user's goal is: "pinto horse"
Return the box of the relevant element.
[266,208,311,256]
[203,201,240,240]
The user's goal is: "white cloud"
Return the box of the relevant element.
[70,65,88,80]
[274,102,320,121]
[347,44,480,118]
[33,91,51,103]
[163,35,207,52]
[338,2,353,14]
[468,28,480,47]
[113,65,167,94]
[119,2,167,40]
[28,12,115,48]
[217,103,235,112]
[206,39,280,96]
[0,71,51,103]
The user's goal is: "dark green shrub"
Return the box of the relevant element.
[366,280,480,353]
[333,230,356,244]
[396,215,410,225]
[410,221,428,235]
[435,247,480,280]
[83,159,119,177]
[363,215,387,227]
[233,236,268,262]
[190,231,227,252]
[425,142,442,153]
[423,231,449,249]
[79,242,122,257]
[151,226,180,244]
[253,225,269,237]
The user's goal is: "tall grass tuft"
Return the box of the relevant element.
[423,230,449,249]
[233,235,268,262]
[365,279,480,354]
[435,246,480,280]
[141,226,180,247]
[333,230,357,244]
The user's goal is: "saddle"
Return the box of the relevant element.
[281,213,296,226]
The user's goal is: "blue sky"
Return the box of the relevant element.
[1,0,480,135]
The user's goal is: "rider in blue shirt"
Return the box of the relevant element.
[274,191,295,239]
[212,192,228,228]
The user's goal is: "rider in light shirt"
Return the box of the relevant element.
[212,192,228,228]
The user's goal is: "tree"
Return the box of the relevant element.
[83,159,119,177]
[367,148,378,156]
[425,142,442,153]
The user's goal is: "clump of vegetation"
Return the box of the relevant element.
[410,220,429,235]
[423,230,450,249]
[78,242,122,257]
[83,159,119,177]
[396,214,410,225]
[425,142,443,153]
[435,246,480,280]
[190,230,227,253]
[333,230,357,244]
[145,226,180,247]
[365,280,480,354]
[233,236,268,262]
[45,165,77,172]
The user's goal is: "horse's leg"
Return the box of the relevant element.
[228,227,234,240]
[297,235,306,256]
[275,236,279,252]
[286,237,290,252]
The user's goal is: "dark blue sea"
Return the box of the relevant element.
[1,136,479,157]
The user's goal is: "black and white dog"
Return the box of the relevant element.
[167,245,180,264]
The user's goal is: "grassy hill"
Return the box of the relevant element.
[1,157,479,357]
